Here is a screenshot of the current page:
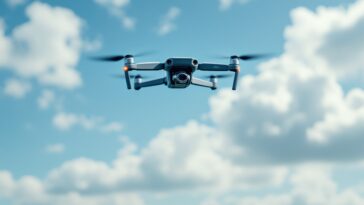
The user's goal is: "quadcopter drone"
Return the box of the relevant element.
[93,53,267,90]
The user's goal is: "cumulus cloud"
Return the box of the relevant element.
[306,88,364,144]
[3,78,32,98]
[37,90,55,109]
[82,38,102,52]
[45,144,65,154]
[219,0,250,11]
[6,0,27,7]
[101,122,124,133]
[53,112,95,131]
[208,0,364,164]
[0,2,84,90]
[220,165,364,205]
[45,121,286,194]
[157,7,181,36]
[94,0,135,30]
[53,112,124,133]
[2,121,364,205]
[0,121,287,205]
[0,170,144,205]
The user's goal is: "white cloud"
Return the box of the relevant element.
[52,112,124,134]
[53,112,101,131]
[0,122,285,202]
[0,121,288,204]
[0,19,10,65]
[3,78,32,98]
[284,1,364,81]
[101,122,124,133]
[219,0,250,11]
[42,121,287,195]
[208,0,364,164]
[6,0,27,7]
[0,170,144,205]
[0,2,84,90]
[0,171,14,197]
[222,165,364,205]
[45,144,65,154]
[82,38,102,52]
[307,88,364,144]
[2,121,364,205]
[158,7,181,36]
[94,0,135,30]
[37,90,55,109]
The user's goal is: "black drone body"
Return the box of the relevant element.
[93,54,268,90]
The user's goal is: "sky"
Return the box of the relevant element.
[1,0,364,204]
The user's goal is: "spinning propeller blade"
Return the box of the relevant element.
[214,53,272,61]
[112,74,150,79]
[91,51,155,62]
[233,54,271,61]
[92,55,125,62]
[201,74,232,79]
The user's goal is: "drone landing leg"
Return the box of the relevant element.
[191,77,216,90]
[134,77,166,90]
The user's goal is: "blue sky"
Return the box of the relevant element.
[1,0,364,205]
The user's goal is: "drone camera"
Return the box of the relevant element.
[172,72,191,84]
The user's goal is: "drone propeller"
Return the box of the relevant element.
[232,54,271,61]
[92,55,126,62]
[112,74,150,79]
[201,74,232,79]
[91,51,155,62]
[214,53,272,61]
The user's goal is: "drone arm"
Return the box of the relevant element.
[134,77,166,90]
[129,62,164,71]
[191,77,216,90]
[197,63,231,71]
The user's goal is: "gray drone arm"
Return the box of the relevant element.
[129,62,164,71]
[191,77,216,90]
[197,63,240,90]
[197,63,231,71]
[122,62,164,89]
[134,77,166,90]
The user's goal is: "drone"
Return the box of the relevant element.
[93,53,268,90]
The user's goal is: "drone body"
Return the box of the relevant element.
[94,53,267,90]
